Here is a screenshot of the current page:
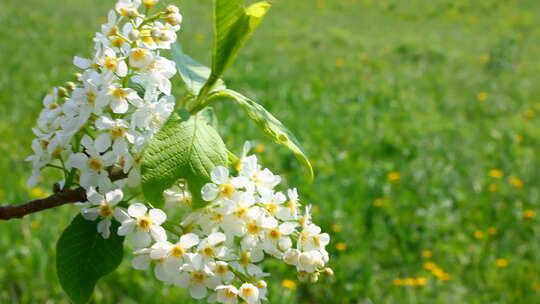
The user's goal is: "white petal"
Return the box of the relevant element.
[279,222,298,235]
[95,133,112,153]
[132,255,151,270]
[67,153,88,169]
[128,203,147,218]
[211,166,229,184]
[150,225,167,242]
[190,284,208,299]
[133,230,151,248]
[208,232,226,245]
[117,219,136,236]
[106,189,124,205]
[201,183,218,201]
[81,207,99,221]
[179,233,199,249]
[149,208,167,225]
[111,99,129,114]
[97,219,112,239]
[73,56,91,69]
[117,61,128,77]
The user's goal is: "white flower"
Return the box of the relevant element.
[238,283,260,304]
[262,221,298,256]
[95,115,140,155]
[107,84,140,114]
[97,48,128,77]
[131,247,172,283]
[130,94,175,133]
[71,71,108,116]
[67,135,115,190]
[175,253,220,299]
[239,155,281,191]
[149,233,199,277]
[129,47,154,69]
[117,203,167,248]
[240,207,278,251]
[276,188,301,220]
[202,166,249,202]
[298,223,330,252]
[115,0,141,19]
[197,232,228,261]
[81,187,123,238]
[211,261,234,284]
[215,285,239,304]
[131,56,176,94]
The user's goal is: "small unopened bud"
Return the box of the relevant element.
[74,73,83,81]
[65,81,76,91]
[124,8,139,19]
[255,280,267,289]
[159,31,174,42]
[166,5,179,14]
[167,13,183,26]
[309,273,319,283]
[57,87,68,98]
[143,0,158,8]
[322,267,334,276]
[151,28,162,39]
[128,29,140,41]
[297,271,309,282]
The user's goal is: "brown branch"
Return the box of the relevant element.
[0,187,87,220]
[0,168,128,220]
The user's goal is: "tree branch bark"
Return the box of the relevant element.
[0,187,86,220]
[0,169,127,220]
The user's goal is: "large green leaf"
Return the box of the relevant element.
[208,0,271,85]
[208,89,314,181]
[171,43,226,95]
[141,110,228,208]
[56,215,124,304]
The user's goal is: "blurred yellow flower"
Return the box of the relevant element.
[405,277,416,286]
[489,169,503,179]
[488,227,498,236]
[423,261,436,271]
[432,267,444,277]
[387,172,401,183]
[415,277,428,286]
[30,187,47,199]
[532,283,540,291]
[523,209,536,219]
[373,198,383,207]
[316,0,327,9]
[359,52,370,62]
[335,58,345,67]
[474,230,484,239]
[331,224,342,233]
[30,220,41,230]
[495,259,508,267]
[525,109,535,119]
[392,278,404,286]
[254,144,265,153]
[488,183,497,192]
[281,279,297,290]
[0,189,4,197]
[479,53,490,63]
[422,250,433,259]
[440,272,451,281]
[514,135,524,143]
[477,92,488,101]
[509,177,524,188]
[335,242,347,251]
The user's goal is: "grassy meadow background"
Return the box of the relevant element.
[2,0,540,302]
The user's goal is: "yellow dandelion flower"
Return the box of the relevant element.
[431,267,444,278]
[488,227,498,236]
[405,277,416,286]
[477,92,488,101]
[495,259,508,267]
[30,220,41,230]
[423,261,436,271]
[489,169,503,179]
[335,242,347,251]
[373,198,383,207]
[335,58,345,67]
[479,53,490,63]
[392,278,404,286]
[254,144,265,153]
[415,277,428,286]
[509,177,524,188]
[387,172,401,183]
[523,209,536,219]
[440,272,451,281]
[514,135,524,143]
[525,110,535,119]
[422,250,433,259]
[474,230,484,239]
[532,283,540,291]
[331,224,342,233]
[281,279,297,290]
[30,188,47,199]
[316,0,327,9]
[488,183,497,192]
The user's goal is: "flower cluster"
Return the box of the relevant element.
[26,1,332,302]
[26,0,180,191]
[125,148,332,303]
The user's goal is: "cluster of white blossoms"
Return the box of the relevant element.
[26,0,332,302]
[125,146,332,303]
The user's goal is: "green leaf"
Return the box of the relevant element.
[141,110,228,208]
[211,0,271,80]
[56,215,124,304]
[209,89,314,181]
[171,43,226,95]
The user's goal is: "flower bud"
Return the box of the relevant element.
[151,28,162,39]
[298,252,313,268]
[74,73,82,81]
[159,31,174,42]
[322,267,334,276]
[283,249,300,265]
[65,81,76,91]
[128,29,140,41]
[255,280,267,289]
[309,273,319,283]
[124,8,139,19]
[297,271,309,282]
[167,13,183,26]
[166,5,180,14]
[57,87,68,98]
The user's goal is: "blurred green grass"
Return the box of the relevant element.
[2,0,540,302]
